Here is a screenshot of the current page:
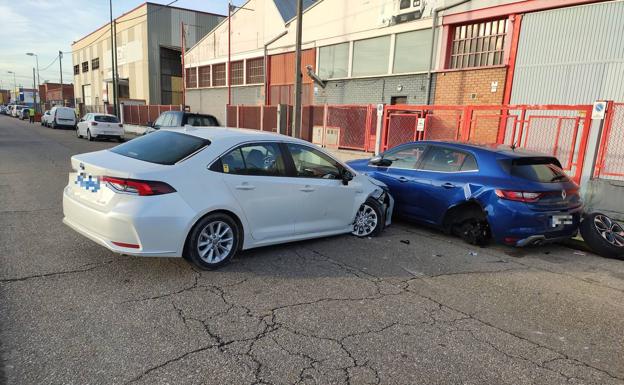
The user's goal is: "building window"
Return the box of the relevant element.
[352,36,391,77]
[246,58,264,84]
[198,65,211,87]
[160,47,183,105]
[231,61,244,86]
[91,58,100,70]
[82,61,89,73]
[449,19,508,69]
[393,29,431,74]
[318,43,349,79]
[73,65,80,75]
[185,67,197,88]
[212,63,226,87]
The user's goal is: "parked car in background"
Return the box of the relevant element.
[63,128,393,269]
[348,141,582,247]
[11,105,26,118]
[144,111,220,134]
[49,106,77,129]
[19,108,30,120]
[0,105,6,115]
[76,113,124,142]
[41,110,52,127]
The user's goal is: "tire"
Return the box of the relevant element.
[184,213,240,270]
[352,198,384,238]
[580,213,624,259]
[456,218,490,246]
[117,137,125,143]
[87,129,94,141]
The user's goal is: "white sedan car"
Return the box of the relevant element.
[76,113,124,142]
[63,128,393,269]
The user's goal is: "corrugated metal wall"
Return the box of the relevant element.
[147,5,223,104]
[511,0,624,104]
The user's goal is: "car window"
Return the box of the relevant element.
[460,153,478,171]
[420,146,475,172]
[186,115,218,127]
[154,113,167,127]
[216,143,286,176]
[110,130,210,165]
[506,157,569,183]
[94,115,119,123]
[383,144,426,169]
[287,143,342,179]
[170,112,183,127]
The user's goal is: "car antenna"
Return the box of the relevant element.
[510,141,518,151]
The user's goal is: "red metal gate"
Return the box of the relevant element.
[595,102,624,180]
[382,104,593,183]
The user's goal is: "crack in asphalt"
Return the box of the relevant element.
[0,260,114,283]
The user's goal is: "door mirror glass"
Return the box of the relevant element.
[147,121,154,127]
[341,169,354,185]
[369,156,392,167]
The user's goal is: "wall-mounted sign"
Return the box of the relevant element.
[592,101,607,120]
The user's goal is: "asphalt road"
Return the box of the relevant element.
[1,115,623,385]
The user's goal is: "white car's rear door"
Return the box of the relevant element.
[216,142,297,241]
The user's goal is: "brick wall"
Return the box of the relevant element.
[314,74,430,105]
[434,67,507,143]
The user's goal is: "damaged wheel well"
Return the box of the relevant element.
[442,201,488,233]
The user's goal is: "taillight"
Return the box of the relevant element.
[495,189,543,203]
[101,176,176,196]
[91,121,98,126]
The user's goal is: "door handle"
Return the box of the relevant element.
[442,182,456,189]
[398,177,409,183]
[235,182,255,190]
[299,185,315,192]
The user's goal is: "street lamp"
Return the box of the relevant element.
[26,53,40,111]
[7,71,17,103]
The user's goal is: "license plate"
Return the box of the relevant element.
[551,214,573,227]
[75,172,101,193]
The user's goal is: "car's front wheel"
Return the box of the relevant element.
[580,213,624,259]
[87,129,94,141]
[352,198,383,237]
[185,213,240,270]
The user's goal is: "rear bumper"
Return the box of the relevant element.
[62,186,193,257]
[487,200,583,246]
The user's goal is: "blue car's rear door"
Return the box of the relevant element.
[413,146,480,225]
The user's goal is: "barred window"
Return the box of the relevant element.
[212,63,226,87]
[231,60,244,86]
[82,61,89,73]
[449,19,508,69]
[185,67,197,88]
[73,65,80,75]
[198,65,211,87]
[245,58,264,84]
[91,58,100,70]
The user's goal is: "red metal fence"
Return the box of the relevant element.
[122,105,182,126]
[229,104,375,152]
[382,104,593,183]
[595,102,624,181]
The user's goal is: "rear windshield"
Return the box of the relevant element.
[186,114,219,127]
[503,157,570,183]
[94,115,119,123]
[110,130,210,165]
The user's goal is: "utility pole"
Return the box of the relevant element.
[227,0,232,106]
[109,0,118,116]
[59,51,64,106]
[291,0,303,138]
[32,68,36,109]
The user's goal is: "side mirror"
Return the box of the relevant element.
[147,121,154,128]
[369,156,392,167]
[341,169,354,186]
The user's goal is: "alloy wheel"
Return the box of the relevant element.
[197,221,234,263]
[352,204,378,237]
[593,214,624,247]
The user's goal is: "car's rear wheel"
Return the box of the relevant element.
[352,198,383,237]
[580,213,624,259]
[185,213,240,270]
[118,136,125,143]
[87,129,93,141]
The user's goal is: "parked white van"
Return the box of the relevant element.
[49,106,77,129]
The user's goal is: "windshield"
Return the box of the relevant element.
[94,115,119,123]
[110,130,210,165]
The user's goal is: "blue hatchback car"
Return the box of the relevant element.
[347,141,583,246]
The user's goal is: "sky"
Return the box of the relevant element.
[0,0,244,90]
